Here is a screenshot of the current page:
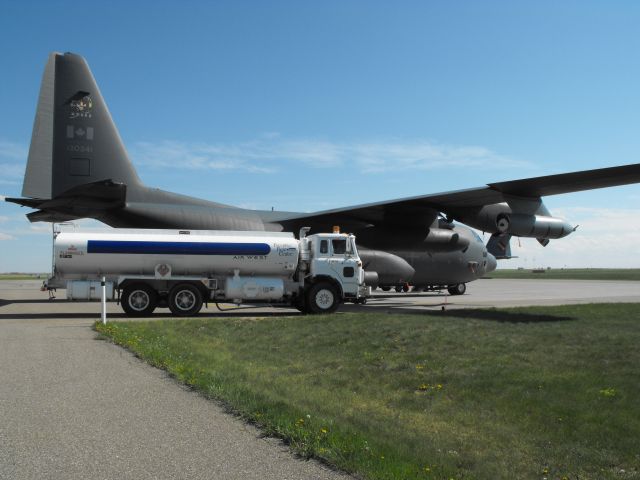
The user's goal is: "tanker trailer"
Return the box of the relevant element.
[49,227,370,316]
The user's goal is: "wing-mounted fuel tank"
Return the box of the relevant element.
[455,199,575,240]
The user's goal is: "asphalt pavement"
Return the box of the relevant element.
[0,280,350,480]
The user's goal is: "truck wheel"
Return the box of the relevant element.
[306,282,339,314]
[122,283,157,317]
[168,283,203,316]
[447,283,466,295]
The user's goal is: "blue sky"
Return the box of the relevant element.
[1,1,639,272]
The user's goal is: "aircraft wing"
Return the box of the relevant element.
[274,162,640,229]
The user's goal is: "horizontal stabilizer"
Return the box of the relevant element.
[6,179,126,223]
[26,211,84,223]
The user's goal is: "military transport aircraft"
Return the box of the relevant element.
[6,53,640,294]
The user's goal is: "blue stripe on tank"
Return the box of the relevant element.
[87,240,271,256]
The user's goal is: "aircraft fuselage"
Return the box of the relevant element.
[93,186,494,287]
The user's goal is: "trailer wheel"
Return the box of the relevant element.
[306,282,339,314]
[447,283,466,295]
[168,283,203,316]
[122,283,157,317]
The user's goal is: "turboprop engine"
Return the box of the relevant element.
[494,213,575,239]
[354,225,470,253]
[455,202,575,241]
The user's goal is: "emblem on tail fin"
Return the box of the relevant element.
[67,92,93,119]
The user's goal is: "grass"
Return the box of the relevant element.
[487,268,640,281]
[95,304,640,479]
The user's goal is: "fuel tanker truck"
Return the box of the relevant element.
[48,227,371,316]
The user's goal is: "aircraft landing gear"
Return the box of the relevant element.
[447,283,466,295]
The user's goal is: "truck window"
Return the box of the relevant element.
[332,239,346,254]
[320,240,328,254]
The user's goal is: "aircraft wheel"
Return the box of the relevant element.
[447,283,466,296]
[306,282,339,314]
[168,283,203,316]
[122,283,157,317]
[381,286,391,292]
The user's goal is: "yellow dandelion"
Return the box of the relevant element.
[600,387,616,397]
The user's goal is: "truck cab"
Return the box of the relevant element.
[298,232,369,313]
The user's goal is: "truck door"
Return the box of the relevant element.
[328,238,360,293]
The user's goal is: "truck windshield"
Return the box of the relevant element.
[332,239,347,255]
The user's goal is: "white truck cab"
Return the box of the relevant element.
[297,229,369,313]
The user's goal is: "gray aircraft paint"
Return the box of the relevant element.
[7,53,640,289]
[22,53,56,198]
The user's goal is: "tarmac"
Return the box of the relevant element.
[1,278,639,479]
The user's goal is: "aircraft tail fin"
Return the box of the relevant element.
[487,232,513,259]
[21,52,142,200]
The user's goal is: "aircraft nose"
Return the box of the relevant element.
[486,252,497,273]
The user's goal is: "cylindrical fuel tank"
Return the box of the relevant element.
[53,229,300,277]
[224,275,285,301]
